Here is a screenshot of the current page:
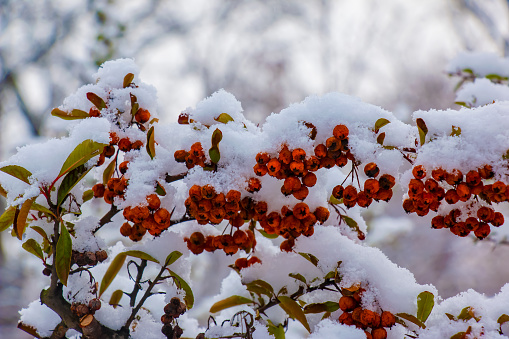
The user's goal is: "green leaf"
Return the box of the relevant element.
[416,118,428,146]
[82,189,94,202]
[396,312,426,329]
[102,159,116,185]
[164,250,182,266]
[30,226,49,243]
[86,92,106,110]
[123,73,135,88]
[374,118,390,133]
[22,239,44,261]
[416,291,434,323]
[304,301,339,314]
[0,206,16,232]
[51,108,89,120]
[250,280,274,295]
[155,182,166,196]
[99,253,127,296]
[59,139,106,177]
[210,295,253,313]
[209,146,220,164]
[454,101,469,108]
[0,165,32,185]
[0,184,7,197]
[168,269,194,309]
[445,313,456,321]
[214,113,234,124]
[342,215,359,232]
[123,250,159,263]
[377,132,385,145]
[450,332,466,339]
[246,284,272,297]
[257,229,279,239]
[498,314,509,324]
[57,165,91,207]
[267,322,285,339]
[457,306,474,321]
[278,296,310,333]
[289,273,306,284]
[30,203,55,218]
[298,252,319,266]
[450,126,461,137]
[109,289,124,307]
[146,126,155,159]
[15,198,36,240]
[56,223,72,286]
[211,128,223,146]
[329,194,342,205]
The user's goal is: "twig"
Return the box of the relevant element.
[93,205,119,234]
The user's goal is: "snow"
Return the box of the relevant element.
[447,51,509,77]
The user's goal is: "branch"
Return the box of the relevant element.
[128,259,148,307]
[93,205,119,234]
[165,172,187,183]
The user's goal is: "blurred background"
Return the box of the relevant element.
[1,0,509,337]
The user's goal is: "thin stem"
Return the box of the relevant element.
[128,259,148,307]
[93,204,119,234]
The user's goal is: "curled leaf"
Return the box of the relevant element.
[416,118,428,146]
[109,289,124,308]
[214,113,234,124]
[123,73,135,88]
[374,118,390,133]
[210,295,253,313]
[86,92,106,110]
[278,296,310,333]
[0,165,32,185]
[146,126,155,159]
[164,250,182,266]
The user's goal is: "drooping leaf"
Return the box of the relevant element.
[396,312,426,329]
[109,289,124,307]
[250,280,274,294]
[374,118,390,133]
[209,295,253,313]
[82,189,94,202]
[59,139,106,177]
[342,215,359,231]
[51,108,89,120]
[164,250,183,266]
[257,229,279,239]
[56,223,72,286]
[416,118,428,146]
[0,165,32,185]
[102,159,116,185]
[168,269,194,309]
[146,126,155,159]
[298,252,319,266]
[289,273,307,284]
[22,239,44,261]
[57,165,91,207]
[377,132,385,145]
[123,250,159,263]
[214,113,234,124]
[416,291,434,323]
[209,146,220,164]
[123,73,135,88]
[30,203,55,218]
[99,253,127,296]
[15,197,35,240]
[304,301,339,314]
[86,92,106,110]
[30,226,49,243]
[0,206,16,232]
[246,284,272,297]
[278,296,310,333]
[498,314,509,324]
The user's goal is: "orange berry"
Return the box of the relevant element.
[432,168,447,181]
[154,208,171,225]
[118,138,131,152]
[424,178,438,193]
[92,183,105,198]
[364,162,380,178]
[256,152,270,165]
[314,207,330,224]
[120,222,133,237]
[190,142,204,158]
[333,124,349,140]
[402,199,415,214]
[267,158,282,176]
[478,165,494,180]
[371,328,387,339]
[356,191,372,208]
[320,157,336,169]
[212,193,225,208]
[253,163,268,176]
[314,144,328,158]
[146,194,161,210]
[492,212,504,227]
[278,145,292,165]
[292,186,309,200]
[408,179,424,196]
[189,185,202,202]
[445,169,463,186]
[235,258,248,269]
[456,183,471,201]
[302,172,317,187]
[289,161,305,176]
[338,296,357,312]
[305,156,320,171]
[338,312,354,326]
[173,150,188,163]
[364,179,380,197]
[131,140,143,150]
[335,155,349,167]
[280,239,295,252]
[292,148,306,162]
[493,181,506,194]
[381,311,396,328]
[89,107,101,117]
[477,206,494,222]
[444,189,460,204]
[326,137,341,152]
[103,189,115,204]
[293,203,310,220]
[284,176,302,192]
[412,165,426,179]
[474,222,491,239]
[343,185,358,201]
[135,108,151,123]
[247,256,262,266]
[466,170,481,186]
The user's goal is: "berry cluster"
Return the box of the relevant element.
[161,297,186,339]
[332,163,395,209]
[96,131,144,167]
[337,290,395,339]
[121,194,172,240]
[174,142,208,169]
[184,229,256,256]
[92,177,128,205]
[71,250,108,267]
[234,256,262,270]
[403,164,506,239]
[70,298,102,318]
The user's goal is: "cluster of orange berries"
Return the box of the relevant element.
[174,142,208,169]
[120,194,173,241]
[259,203,330,252]
[96,132,143,167]
[184,229,256,255]
[338,290,395,339]
[234,256,262,270]
[332,163,395,209]
[403,164,506,239]
[92,176,128,205]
